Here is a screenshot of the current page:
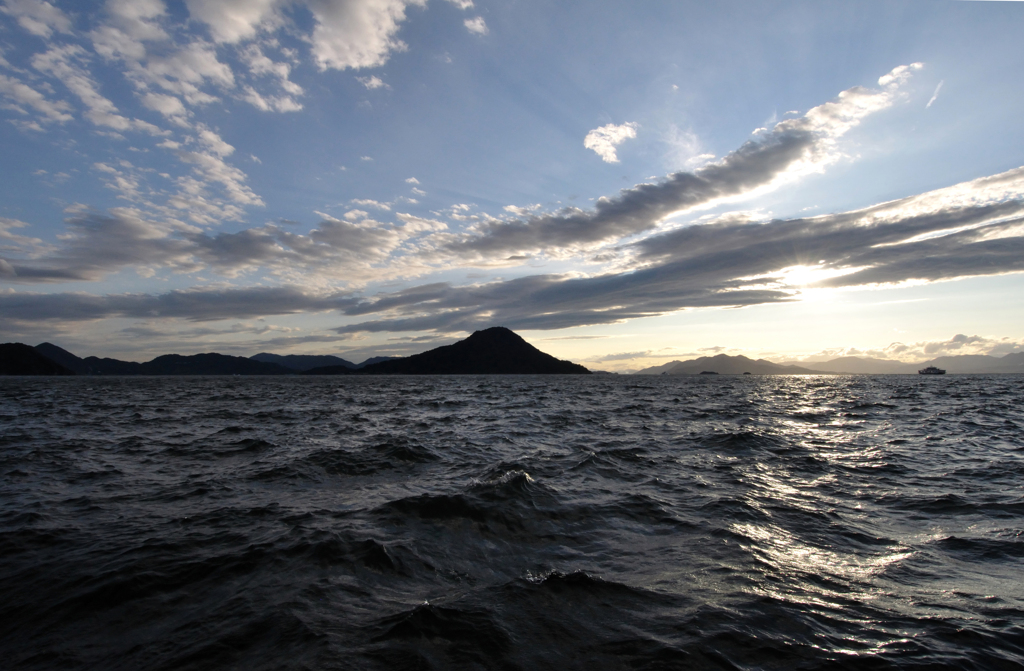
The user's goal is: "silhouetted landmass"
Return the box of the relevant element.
[635,352,1024,375]
[29,344,291,375]
[14,339,1022,377]
[1,343,75,375]
[35,342,143,374]
[250,352,396,371]
[787,356,911,375]
[35,342,89,374]
[781,353,1024,375]
[635,354,818,375]
[140,353,292,375]
[355,356,397,368]
[251,352,356,371]
[82,357,146,375]
[305,327,590,375]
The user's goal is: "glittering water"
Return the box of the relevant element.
[2,374,1023,670]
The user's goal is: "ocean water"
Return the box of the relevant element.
[1,374,1023,670]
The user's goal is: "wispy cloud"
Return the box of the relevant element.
[440,64,925,261]
[0,285,357,322]
[331,166,1024,334]
[357,75,388,90]
[926,80,944,108]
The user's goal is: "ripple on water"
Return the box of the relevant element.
[0,374,1022,669]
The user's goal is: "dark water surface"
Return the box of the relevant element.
[2,374,1023,670]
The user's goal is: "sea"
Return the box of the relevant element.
[1,374,1022,670]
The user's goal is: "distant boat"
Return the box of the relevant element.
[699,371,719,375]
[918,366,946,375]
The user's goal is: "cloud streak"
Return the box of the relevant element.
[0,285,356,322]
[445,64,923,260]
[335,166,1024,334]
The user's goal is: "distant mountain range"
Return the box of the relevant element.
[1,328,589,375]
[635,352,1024,375]
[5,336,1022,377]
[784,353,1024,374]
[634,354,819,375]
[249,352,395,371]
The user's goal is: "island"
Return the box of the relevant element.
[1,327,590,376]
[304,327,590,375]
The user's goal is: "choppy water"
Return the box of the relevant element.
[1,374,1023,670]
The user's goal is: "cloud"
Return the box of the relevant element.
[926,80,944,108]
[239,42,303,109]
[140,91,188,124]
[332,165,1024,334]
[357,75,388,89]
[242,85,303,112]
[0,207,198,282]
[584,122,638,163]
[446,0,474,9]
[405,177,419,184]
[0,73,74,124]
[350,198,391,210]
[5,165,1022,337]
[171,126,265,217]
[463,16,487,35]
[664,125,712,168]
[0,205,446,284]
[88,3,236,114]
[800,334,1024,363]
[308,0,426,71]
[128,41,235,106]
[184,0,282,43]
[443,64,924,260]
[183,0,428,71]
[0,0,72,38]
[31,44,167,135]
[0,285,357,322]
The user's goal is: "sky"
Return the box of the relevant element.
[1,0,1022,371]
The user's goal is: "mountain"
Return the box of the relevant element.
[1,343,75,375]
[250,352,395,371]
[922,354,1023,374]
[35,342,89,374]
[81,356,146,374]
[999,352,1024,372]
[792,357,916,374]
[635,354,819,375]
[355,356,397,368]
[139,353,292,375]
[785,353,1024,374]
[251,352,356,371]
[631,360,686,375]
[35,344,292,375]
[36,343,146,374]
[304,327,590,375]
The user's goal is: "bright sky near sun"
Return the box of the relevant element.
[1,0,1022,371]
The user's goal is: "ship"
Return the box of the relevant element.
[918,366,946,375]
